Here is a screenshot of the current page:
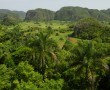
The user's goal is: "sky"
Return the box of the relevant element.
[0,0,110,12]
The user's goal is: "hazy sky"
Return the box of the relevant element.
[0,0,110,11]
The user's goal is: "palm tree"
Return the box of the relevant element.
[29,31,58,79]
[70,41,108,90]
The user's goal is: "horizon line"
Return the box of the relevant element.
[0,6,110,12]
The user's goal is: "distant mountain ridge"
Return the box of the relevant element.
[0,9,26,21]
[25,6,110,22]
[54,6,110,21]
[1,6,110,22]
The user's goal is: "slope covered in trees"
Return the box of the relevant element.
[0,9,25,22]
[54,6,110,21]
[54,6,90,21]
[25,8,55,21]
[25,6,110,22]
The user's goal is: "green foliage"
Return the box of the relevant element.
[1,14,18,26]
[15,62,43,83]
[73,17,102,39]
[73,18,110,43]
[1,19,110,90]
[15,81,39,90]
[0,62,64,90]
[39,79,64,90]
[0,64,15,90]
[12,46,33,64]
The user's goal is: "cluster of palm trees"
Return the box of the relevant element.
[70,41,109,90]
[26,30,109,90]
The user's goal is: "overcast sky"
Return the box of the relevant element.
[0,0,110,11]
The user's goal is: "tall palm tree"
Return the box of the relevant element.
[29,31,58,79]
[70,41,108,90]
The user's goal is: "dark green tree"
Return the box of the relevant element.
[1,14,17,26]
[69,41,108,90]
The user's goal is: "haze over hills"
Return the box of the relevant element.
[25,6,110,22]
[1,6,110,22]
[0,9,26,22]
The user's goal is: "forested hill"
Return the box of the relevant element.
[25,8,55,21]
[25,6,110,22]
[55,6,110,21]
[0,9,26,21]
